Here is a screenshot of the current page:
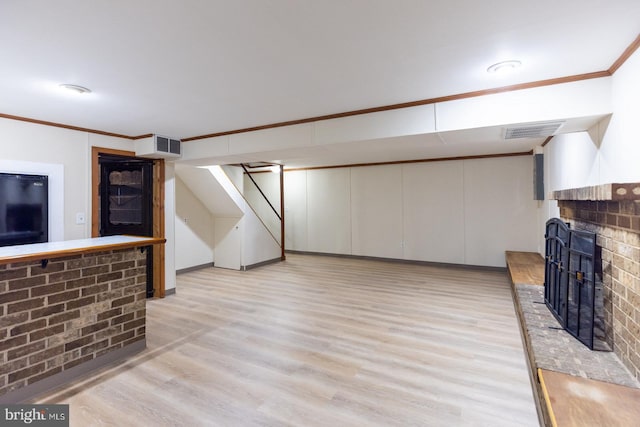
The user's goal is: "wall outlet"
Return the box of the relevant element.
[76,212,86,224]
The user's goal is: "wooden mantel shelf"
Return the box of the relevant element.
[552,183,640,201]
[0,235,165,265]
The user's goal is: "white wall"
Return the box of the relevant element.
[599,47,640,184]
[307,168,352,255]
[214,217,241,269]
[285,155,539,267]
[351,165,403,259]
[164,163,177,291]
[284,170,308,251]
[241,208,282,267]
[463,156,539,265]
[545,48,640,190]
[0,119,90,240]
[243,171,281,241]
[176,166,281,269]
[175,176,214,270]
[541,47,640,249]
[403,161,465,263]
[0,117,177,291]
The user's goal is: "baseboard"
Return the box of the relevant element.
[164,287,176,296]
[241,257,283,271]
[284,250,507,272]
[0,339,146,404]
[176,262,214,275]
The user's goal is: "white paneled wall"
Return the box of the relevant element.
[350,165,403,258]
[306,168,352,254]
[463,156,538,266]
[402,161,465,264]
[539,48,640,254]
[284,170,308,251]
[214,217,242,269]
[243,171,281,241]
[174,176,214,270]
[284,155,539,267]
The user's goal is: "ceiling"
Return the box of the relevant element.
[1,1,639,166]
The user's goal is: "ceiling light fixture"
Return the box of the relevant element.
[486,60,522,74]
[59,83,92,94]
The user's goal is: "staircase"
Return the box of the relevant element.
[175,164,282,270]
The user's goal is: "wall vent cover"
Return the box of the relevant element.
[134,134,182,159]
[503,121,565,139]
[155,135,181,155]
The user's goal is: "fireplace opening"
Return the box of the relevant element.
[544,218,609,351]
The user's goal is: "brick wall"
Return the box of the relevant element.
[0,248,147,398]
[559,199,640,381]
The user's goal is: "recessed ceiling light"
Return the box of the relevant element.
[59,83,91,94]
[487,60,522,74]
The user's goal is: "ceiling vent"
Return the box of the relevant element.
[135,134,182,159]
[503,121,565,140]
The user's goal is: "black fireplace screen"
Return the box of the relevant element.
[544,218,599,349]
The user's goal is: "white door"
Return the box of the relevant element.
[214,217,242,270]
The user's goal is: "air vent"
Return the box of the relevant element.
[134,134,182,159]
[503,121,565,140]
[155,135,181,155]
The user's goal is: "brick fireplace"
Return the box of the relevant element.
[553,183,640,381]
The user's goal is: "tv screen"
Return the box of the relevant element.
[0,173,49,247]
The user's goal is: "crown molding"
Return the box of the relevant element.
[0,34,637,141]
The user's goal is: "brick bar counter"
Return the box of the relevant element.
[0,235,164,403]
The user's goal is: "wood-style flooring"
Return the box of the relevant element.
[34,254,539,426]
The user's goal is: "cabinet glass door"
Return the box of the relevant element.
[100,160,153,237]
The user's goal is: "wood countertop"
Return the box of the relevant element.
[539,368,640,427]
[505,250,545,286]
[0,235,165,265]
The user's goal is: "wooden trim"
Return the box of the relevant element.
[91,147,136,237]
[153,159,166,298]
[181,33,638,142]
[2,35,637,148]
[132,133,154,140]
[537,369,558,427]
[541,136,554,147]
[91,147,165,298]
[0,237,165,265]
[3,34,638,144]
[280,164,285,260]
[0,113,135,139]
[181,72,609,142]
[0,70,613,144]
[283,151,533,172]
[609,33,640,74]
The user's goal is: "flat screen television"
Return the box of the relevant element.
[0,173,49,247]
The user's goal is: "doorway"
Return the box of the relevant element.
[91,147,165,297]
[99,155,155,297]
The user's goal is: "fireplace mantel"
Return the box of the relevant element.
[552,183,640,201]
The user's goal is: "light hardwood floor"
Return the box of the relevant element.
[35,254,539,426]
